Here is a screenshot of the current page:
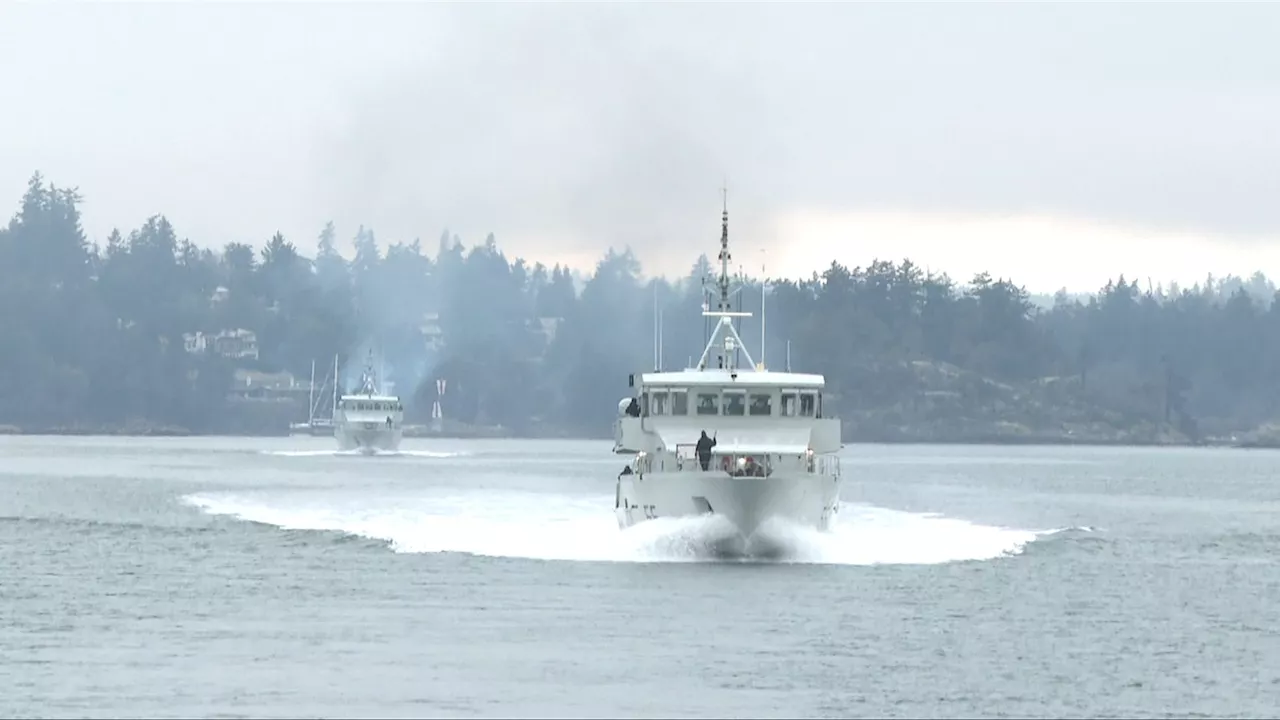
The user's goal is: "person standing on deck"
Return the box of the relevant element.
[695,430,717,471]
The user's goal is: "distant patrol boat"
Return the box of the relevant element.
[333,350,403,455]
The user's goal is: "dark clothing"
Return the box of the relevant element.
[625,398,641,417]
[695,432,716,471]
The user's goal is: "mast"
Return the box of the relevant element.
[378,349,386,396]
[760,250,766,371]
[308,359,316,423]
[652,281,658,371]
[658,302,664,371]
[359,348,378,396]
[716,187,731,313]
[695,187,756,372]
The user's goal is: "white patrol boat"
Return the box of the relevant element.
[334,350,403,455]
[612,198,842,538]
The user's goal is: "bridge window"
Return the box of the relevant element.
[649,391,669,416]
[780,392,798,417]
[800,392,816,417]
[749,393,772,416]
[723,391,746,416]
[696,392,719,416]
[671,390,688,416]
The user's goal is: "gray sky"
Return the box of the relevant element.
[2,1,1278,292]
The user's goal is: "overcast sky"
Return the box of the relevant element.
[2,1,1278,292]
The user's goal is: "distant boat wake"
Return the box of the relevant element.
[182,487,1082,566]
[260,449,466,459]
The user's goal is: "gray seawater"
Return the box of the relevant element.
[2,435,1279,719]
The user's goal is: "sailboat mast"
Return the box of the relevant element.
[658,301,664,371]
[309,359,316,422]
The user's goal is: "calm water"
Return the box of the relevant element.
[2,435,1279,718]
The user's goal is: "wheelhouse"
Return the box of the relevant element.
[630,373,826,421]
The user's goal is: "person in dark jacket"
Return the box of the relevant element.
[695,430,716,471]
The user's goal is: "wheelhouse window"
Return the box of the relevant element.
[780,392,798,417]
[749,392,772,416]
[696,392,719,416]
[723,391,746,416]
[671,390,688,416]
[649,390,669,416]
[800,392,817,417]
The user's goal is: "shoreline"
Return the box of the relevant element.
[1,424,1273,450]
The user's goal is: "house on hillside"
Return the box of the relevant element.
[181,328,260,361]
[420,312,444,353]
[528,317,563,359]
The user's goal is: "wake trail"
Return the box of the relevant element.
[183,489,1079,566]
[260,449,466,459]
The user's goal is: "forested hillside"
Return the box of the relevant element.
[3,172,1279,445]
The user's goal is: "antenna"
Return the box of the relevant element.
[652,281,658,370]
[760,249,766,371]
[718,185,731,313]
[658,292,664,371]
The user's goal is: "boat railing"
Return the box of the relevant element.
[639,446,838,478]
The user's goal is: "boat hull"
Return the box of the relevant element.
[335,423,402,454]
[615,471,840,537]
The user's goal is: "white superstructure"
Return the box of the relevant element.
[334,350,404,454]
[612,196,843,538]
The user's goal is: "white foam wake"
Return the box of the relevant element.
[183,489,1061,565]
[260,449,465,458]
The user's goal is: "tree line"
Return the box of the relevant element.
[2,171,1278,444]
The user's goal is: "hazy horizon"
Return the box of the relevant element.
[3,1,1278,294]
